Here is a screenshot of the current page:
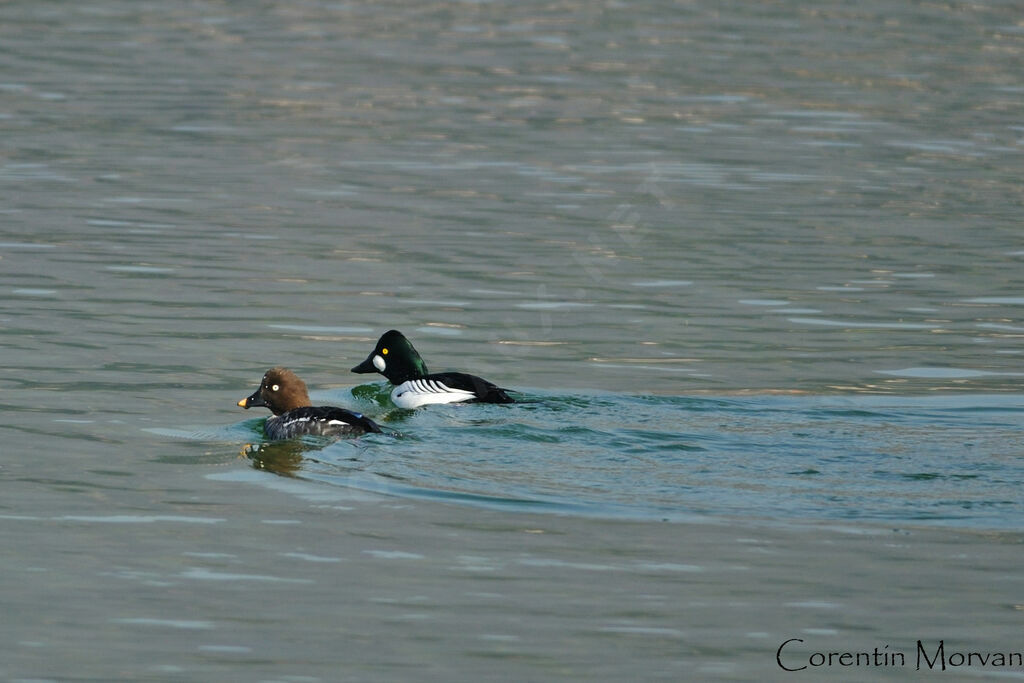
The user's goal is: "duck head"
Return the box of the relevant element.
[351,330,429,384]
[237,367,312,416]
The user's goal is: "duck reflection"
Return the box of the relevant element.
[240,440,324,477]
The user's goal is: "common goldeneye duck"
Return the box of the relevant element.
[237,367,382,439]
[350,329,514,409]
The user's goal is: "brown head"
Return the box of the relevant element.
[237,367,312,416]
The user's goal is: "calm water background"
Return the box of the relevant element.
[2,1,1023,680]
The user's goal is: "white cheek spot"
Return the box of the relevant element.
[372,354,386,372]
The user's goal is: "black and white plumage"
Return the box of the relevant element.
[351,330,514,409]
[238,367,382,439]
[261,406,381,440]
[390,373,510,409]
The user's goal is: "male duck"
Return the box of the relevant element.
[351,329,514,409]
[238,367,382,439]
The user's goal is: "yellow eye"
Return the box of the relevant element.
[271,384,280,391]
[381,348,389,355]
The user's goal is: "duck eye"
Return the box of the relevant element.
[271,384,280,392]
[381,348,389,355]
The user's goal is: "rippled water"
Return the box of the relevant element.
[2,0,1023,679]
[164,387,1023,529]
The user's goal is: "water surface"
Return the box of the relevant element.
[2,0,1023,680]
[205,387,1024,530]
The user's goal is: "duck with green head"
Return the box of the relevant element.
[351,330,514,409]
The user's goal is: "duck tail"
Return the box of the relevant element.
[483,386,516,404]
[352,412,384,433]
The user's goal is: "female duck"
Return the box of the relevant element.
[238,367,382,439]
[351,329,514,409]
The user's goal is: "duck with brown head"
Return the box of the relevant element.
[238,367,382,439]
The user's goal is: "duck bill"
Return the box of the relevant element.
[351,354,378,374]
[237,388,266,409]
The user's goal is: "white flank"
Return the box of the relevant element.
[390,379,475,409]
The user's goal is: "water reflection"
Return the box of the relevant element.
[242,441,311,478]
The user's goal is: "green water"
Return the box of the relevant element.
[2,0,1023,680]
[175,387,1024,528]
